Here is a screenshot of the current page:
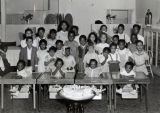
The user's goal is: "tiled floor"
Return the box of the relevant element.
[0,75,160,113]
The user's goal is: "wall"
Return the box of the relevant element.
[136,0,160,25]
[59,0,136,35]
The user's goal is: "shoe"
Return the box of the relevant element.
[116,88,122,94]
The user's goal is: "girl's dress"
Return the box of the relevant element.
[98,55,109,73]
[83,52,100,68]
[118,33,130,43]
[56,31,68,43]
[132,51,149,75]
[47,38,57,49]
[37,49,48,72]
[85,67,102,78]
[117,48,132,70]
[62,55,76,73]
[95,43,109,54]
[45,53,57,72]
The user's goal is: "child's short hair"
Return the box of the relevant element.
[25,28,33,34]
[79,35,87,41]
[113,35,119,40]
[133,24,141,30]
[68,30,75,37]
[26,36,33,41]
[109,43,117,49]
[100,25,107,31]
[103,47,111,53]
[55,58,64,66]
[48,46,57,52]
[89,59,98,66]
[118,39,126,45]
[136,40,143,45]
[39,39,47,46]
[125,62,134,69]
[55,40,63,45]
[38,27,45,33]
[17,60,26,67]
[118,24,125,30]
[71,25,79,31]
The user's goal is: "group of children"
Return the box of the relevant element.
[14,21,149,81]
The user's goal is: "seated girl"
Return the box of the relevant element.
[10,60,31,95]
[116,62,137,94]
[85,59,102,78]
[45,46,57,72]
[51,58,65,79]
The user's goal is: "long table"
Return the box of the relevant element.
[112,72,150,112]
[75,73,113,112]
[1,72,41,110]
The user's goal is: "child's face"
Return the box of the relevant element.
[101,34,107,43]
[131,35,138,44]
[119,42,125,50]
[26,31,32,37]
[61,23,67,31]
[65,48,70,56]
[103,51,109,57]
[49,50,55,57]
[17,62,25,71]
[40,42,46,50]
[137,42,143,51]
[110,46,117,54]
[90,35,96,42]
[38,30,44,38]
[26,39,33,47]
[80,38,86,46]
[113,37,118,44]
[50,32,56,39]
[125,65,132,73]
[101,26,107,32]
[118,26,124,34]
[133,27,139,34]
[68,33,75,42]
[56,61,63,68]
[88,46,94,53]
[72,28,78,35]
[56,42,63,50]
[90,61,97,69]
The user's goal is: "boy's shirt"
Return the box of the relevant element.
[120,68,136,77]
[85,67,102,78]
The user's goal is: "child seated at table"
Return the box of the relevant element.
[51,58,65,79]
[85,59,102,78]
[45,46,57,72]
[62,46,76,73]
[116,62,137,94]
[9,60,31,95]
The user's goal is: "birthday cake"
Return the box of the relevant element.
[60,85,95,101]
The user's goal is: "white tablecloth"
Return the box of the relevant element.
[6,46,20,66]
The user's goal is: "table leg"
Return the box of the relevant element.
[33,84,36,109]
[1,84,4,109]
[145,84,149,112]
[109,85,112,111]
[114,84,116,111]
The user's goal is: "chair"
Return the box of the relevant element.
[146,50,154,78]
